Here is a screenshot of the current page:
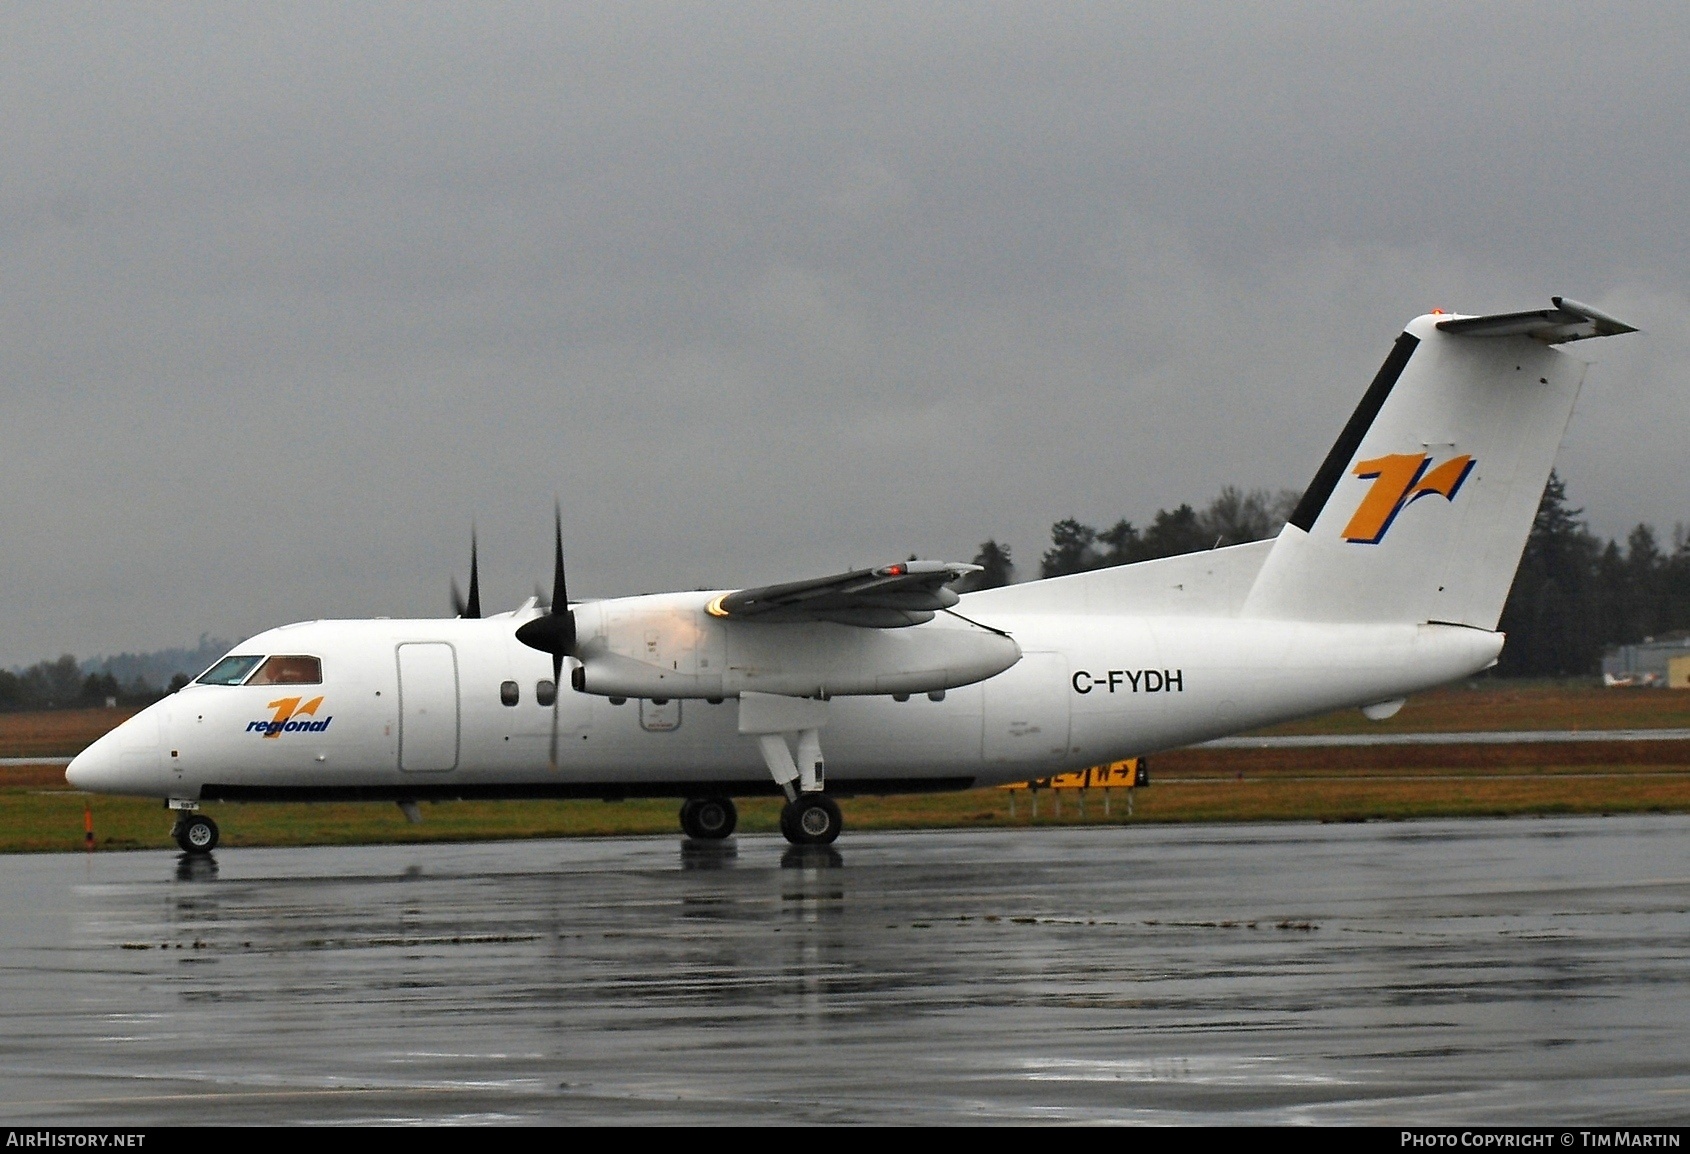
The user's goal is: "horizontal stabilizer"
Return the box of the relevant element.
[1435,296,1637,344]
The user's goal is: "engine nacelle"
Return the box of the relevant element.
[561,591,1019,699]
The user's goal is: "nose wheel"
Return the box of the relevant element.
[679,797,738,840]
[780,794,842,846]
[173,813,219,854]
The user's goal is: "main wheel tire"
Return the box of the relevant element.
[694,797,736,839]
[780,795,841,846]
[174,814,219,854]
[681,796,737,840]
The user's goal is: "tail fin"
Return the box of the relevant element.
[1242,298,1636,628]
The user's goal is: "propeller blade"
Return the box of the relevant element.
[549,651,563,769]
[466,531,481,619]
[451,530,483,619]
[551,506,568,616]
[515,508,577,658]
[517,506,578,770]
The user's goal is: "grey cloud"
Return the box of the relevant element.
[2,2,1686,662]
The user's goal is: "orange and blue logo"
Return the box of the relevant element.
[1340,453,1474,544]
[247,696,331,738]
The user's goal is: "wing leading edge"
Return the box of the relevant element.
[707,560,981,628]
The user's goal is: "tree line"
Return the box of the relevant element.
[955,484,1303,590]
[0,636,231,712]
[961,474,1690,678]
[0,656,190,712]
[1496,473,1690,676]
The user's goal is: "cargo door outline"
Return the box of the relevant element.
[397,642,460,772]
[639,698,681,732]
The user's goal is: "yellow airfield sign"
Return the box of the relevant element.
[999,759,1144,792]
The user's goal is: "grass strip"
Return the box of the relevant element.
[8,769,1690,854]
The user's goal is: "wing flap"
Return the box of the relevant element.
[710,560,981,627]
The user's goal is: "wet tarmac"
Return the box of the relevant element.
[3,816,1689,1124]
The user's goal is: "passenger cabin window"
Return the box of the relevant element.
[500,681,520,706]
[536,680,557,707]
[247,655,323,686]
[196,655,263,685]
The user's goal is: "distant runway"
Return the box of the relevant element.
[1203,728,1690,749]
[2,816,1689,1124]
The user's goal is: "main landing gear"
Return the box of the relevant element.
[677,794,842,845]
[679,796,738,840]
[738,691,845,847]
[779,794,842,846]
[172,811,219,854]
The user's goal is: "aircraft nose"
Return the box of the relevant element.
[65,734,119,791]
[66,706,167,796]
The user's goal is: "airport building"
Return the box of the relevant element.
[1602,635,1690,688]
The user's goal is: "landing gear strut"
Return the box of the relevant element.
[680,796,738,840]
[173,813,219,854]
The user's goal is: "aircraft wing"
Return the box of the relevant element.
[1435,296,1637,343]
[707,560,982,628]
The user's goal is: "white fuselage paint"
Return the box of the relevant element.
[66,606,1502,800]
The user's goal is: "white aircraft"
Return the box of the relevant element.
[67,298,1637,853]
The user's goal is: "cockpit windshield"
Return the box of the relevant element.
[247,656,323,685]
[197,655,264,685]
[194,654,323,686]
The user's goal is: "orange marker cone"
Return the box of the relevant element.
[84,802,94,851]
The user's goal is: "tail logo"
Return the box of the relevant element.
[1340,453,1474,544]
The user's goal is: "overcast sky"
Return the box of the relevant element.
[3,2,1687,665]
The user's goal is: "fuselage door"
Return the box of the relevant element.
[397,642,460,772]
[981,651,1072,764]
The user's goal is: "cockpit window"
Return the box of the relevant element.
[197,655,264,685]
[247,656,324,685]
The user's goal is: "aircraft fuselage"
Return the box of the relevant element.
[68,609,1501,803]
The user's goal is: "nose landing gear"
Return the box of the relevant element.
[172,813,219,854]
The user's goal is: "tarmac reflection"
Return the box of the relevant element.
[3,818,1687,1124]
[173,852,218,882]
[679,838,739,870]
[779,845,843,871]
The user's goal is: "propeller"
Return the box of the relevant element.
[450,530,482,619]
[515,508,576,766]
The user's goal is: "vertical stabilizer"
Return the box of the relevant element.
[1242,299,1634,629]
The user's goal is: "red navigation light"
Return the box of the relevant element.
[886,563,905,575]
